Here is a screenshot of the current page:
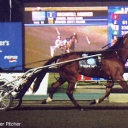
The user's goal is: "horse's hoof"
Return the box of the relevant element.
[90,100,96,105]
[76,105,84,110]
[41,99,47,104]
[78,106,84,111]
[80,107,84,111]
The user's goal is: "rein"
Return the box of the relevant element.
[102,43,112,49]
[1,58,50,72]
[5,47,128,72]
[2,34,128,72]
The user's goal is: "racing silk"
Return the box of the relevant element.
[55,39,67,48]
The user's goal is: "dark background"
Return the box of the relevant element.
[0,0,23,22]
[0,0,128,22]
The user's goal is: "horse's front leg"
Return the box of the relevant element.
[66,82,83,110]
[41,77,66,104]
[90,80,114,105]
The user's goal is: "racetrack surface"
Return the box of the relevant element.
[1,101,128,128]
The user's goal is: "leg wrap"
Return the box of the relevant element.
[95,99,99,104]
[46,97,52,103]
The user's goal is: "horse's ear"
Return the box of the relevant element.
[123,35,128,45]
[124,33,128,38]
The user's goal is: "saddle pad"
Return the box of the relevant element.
[79,53,101,68]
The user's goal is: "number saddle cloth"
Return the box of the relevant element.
[79,53,101,69]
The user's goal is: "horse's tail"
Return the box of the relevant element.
[33,55,61,93]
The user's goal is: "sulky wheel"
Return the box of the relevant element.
[0,88,13,110]
[9,98,22,110]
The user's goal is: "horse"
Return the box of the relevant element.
[32,33,128,110]
[65,33,78,53]
[50,33,78,57]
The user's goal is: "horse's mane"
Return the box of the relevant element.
[60,34,126,58]
[105,36,124,51]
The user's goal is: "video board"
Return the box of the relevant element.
[0,22,23,71]
[108,6,128,45]
[24,6,108,68]
[24,5,128,69]
[108,6,128,67]
[25,7,107,25]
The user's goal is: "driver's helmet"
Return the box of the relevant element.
[73,32,76,35]
[57,35,61,39]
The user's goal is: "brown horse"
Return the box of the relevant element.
[50,33,78,57]
[65,33,78,53]
[33,33,128,110]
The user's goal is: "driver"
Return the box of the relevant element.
[55,35,64,48]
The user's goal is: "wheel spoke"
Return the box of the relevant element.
[10,98,22,110]
[1,101,7,108]
[0,89,12,110]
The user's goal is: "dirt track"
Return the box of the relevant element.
[1,103,128,128]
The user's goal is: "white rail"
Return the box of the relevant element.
[26,54,101,73]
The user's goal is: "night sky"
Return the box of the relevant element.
[0,0,127,22]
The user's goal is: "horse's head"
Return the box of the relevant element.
[123,33,128,46]
[103,33,128,63]
[70,33,78,43]
[113,33,128,62]
[122,33,128,59]
[109,36,124,50]
[112,33,128,49]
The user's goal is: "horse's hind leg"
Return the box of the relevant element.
[90,80,114,105]
[66,82,82,110]
[92,74,128,104]
[41,77,66,104]
[112,72,128,92]
[116,79,128,92]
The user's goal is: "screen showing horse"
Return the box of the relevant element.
[24,4,128,69]
[24,6,107,68]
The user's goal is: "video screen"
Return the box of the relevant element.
[24,4,128,69]
[108,6,128,67]
[24,6,108,68]
[108,6,128,45]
